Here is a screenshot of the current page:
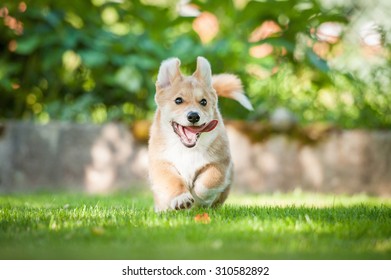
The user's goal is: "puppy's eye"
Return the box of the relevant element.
[175,97,183,105]
[200,99,207,106]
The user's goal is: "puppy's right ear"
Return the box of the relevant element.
[156,58,182,89]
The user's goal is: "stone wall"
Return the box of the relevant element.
[228,126,391,196]
[0,122,148,193]
[0,121,390,196]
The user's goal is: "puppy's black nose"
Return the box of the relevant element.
[187,111,200,124]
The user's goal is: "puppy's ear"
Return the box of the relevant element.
[193,56,212,88]
[156,58,182,89]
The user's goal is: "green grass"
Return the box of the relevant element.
[0,191,390,260]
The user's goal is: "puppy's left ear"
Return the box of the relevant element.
[156,57,182,89]
[193,56,212,88]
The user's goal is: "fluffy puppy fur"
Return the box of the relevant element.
[149,57,252,211]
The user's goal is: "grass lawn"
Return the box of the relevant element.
[0,191,390,260]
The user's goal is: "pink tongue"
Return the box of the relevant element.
[184,120,218,134]
[178,120,219,147]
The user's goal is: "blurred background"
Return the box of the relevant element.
[0,0,390,195]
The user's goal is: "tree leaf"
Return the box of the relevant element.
[79,50,109,68]
[114,66,142,92]
[306,48,330,72]
[15,36,41,55]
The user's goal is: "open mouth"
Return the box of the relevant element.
[172,120,218,148]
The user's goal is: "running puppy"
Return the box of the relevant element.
[149,57,253,211]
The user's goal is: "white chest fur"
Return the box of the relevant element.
[161,131,218,189]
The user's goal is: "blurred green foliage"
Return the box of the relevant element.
[0,0,390,128]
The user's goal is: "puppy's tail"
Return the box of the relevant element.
[212,74,253,111]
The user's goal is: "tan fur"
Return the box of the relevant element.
[212,74,243,99]
[148,57,251,211]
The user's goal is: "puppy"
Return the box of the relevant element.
[148,57,253,211]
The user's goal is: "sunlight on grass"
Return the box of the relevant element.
[0,191,390,260]
[226,189,391,207]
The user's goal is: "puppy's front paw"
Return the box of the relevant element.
[170,192,194,210]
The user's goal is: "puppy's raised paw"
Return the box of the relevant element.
[170,192,195,210]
